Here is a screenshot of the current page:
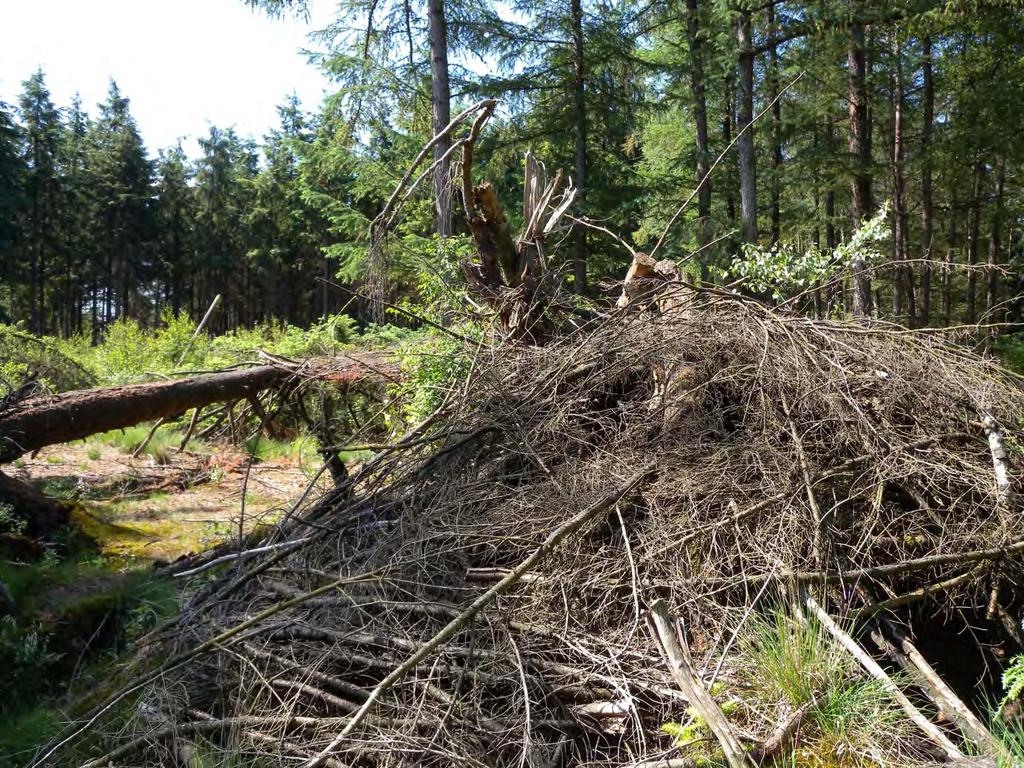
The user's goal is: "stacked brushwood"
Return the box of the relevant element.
[37,287,1024,767]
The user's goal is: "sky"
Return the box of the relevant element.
[0,0,336,156]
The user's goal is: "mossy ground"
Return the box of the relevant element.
[0,430,333,765]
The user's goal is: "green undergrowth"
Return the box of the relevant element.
[0,310,422,396]
[663,606,920,768]
[0,542,180,764]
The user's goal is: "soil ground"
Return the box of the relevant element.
[6,438,328,561]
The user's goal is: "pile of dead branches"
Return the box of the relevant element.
[34,285,1024,768]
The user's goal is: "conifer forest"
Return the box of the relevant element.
[5,2,1024,767]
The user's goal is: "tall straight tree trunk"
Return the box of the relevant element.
[427,0,452,239]
[736,8,757,244]
[987,160,1007,319]
[890,39,911,323]
[943,191,957,326]
[767,3,782,244]
[847,1,872,319]
[966,163,983,324]
[570,0,588,292]
[723,74,738,231]
[686,0,711,248]
[919,35,934,326]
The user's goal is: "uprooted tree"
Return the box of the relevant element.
[29,110,1024,768]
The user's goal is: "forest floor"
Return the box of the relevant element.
[0,431,332,763]
[7,437,321,561]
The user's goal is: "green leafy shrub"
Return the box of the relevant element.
[0,616,63,713]
[724,203,890,304]
[1002,654,1024,708]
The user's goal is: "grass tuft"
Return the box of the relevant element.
[738,606,916,767]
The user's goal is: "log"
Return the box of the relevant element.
[0,355,393,465]
[647,599,756,768]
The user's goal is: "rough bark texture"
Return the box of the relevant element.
[987,160,1006,319]
[736,9,758,244]
[966,163,983,324]
[570,0,588,292]
[919,35,934,325]
[428,0,452,239]
[767,2,782,245]
[891,41,912,322]
[686,0,711,248]
[847,0,872,319]
[0,357,392,465]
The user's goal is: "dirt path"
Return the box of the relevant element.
[7,440,329,561]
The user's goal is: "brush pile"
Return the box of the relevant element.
[49,285,1024,768]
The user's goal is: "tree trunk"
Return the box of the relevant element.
[570,0,588,292]
[723,75,738,233]
[767,3,782,245]
[919,35,934,326]
[0,356,393,465]
[966,163,983,324]
[428,0,452,239]
[686,0,711,248]
[943,190,957,326]
[0,470,69,539]
[986,160,1006,320]
[891,39,911,323]
[736,8,757,244]
[847,0,872,319]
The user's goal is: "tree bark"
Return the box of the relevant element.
[943,190,957,326]
[987,160,1007,320]
[767,2,782,245]
[723,75,738,233]
[890,38,913,324]
[919,35,934,326]
[736,8,758,244]
[847,0,872,319]
[570,0,588,292]
[966,163,984,324]
[428,0,453,239]
[0,357,392,465]
[686,0,711,248]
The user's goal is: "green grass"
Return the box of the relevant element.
[86,446,102,461]
[0,547,181,764]
[97,422,203,464]
[737,606,915,767]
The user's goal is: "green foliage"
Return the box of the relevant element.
[1001,654,1024,708]
[726,203,891,303]
[0,501,27,536]
[0,617,63,712]
[738,606,912,766]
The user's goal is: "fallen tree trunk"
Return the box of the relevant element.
[0,355,394,465]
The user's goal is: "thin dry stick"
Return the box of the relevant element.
[303,466,656,768]
[803,592,966,763]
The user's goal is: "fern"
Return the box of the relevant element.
[1002,654,1024,707]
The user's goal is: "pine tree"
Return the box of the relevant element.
[18,69,62,334]
[89,81,155,328]
[0,101,26,324]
